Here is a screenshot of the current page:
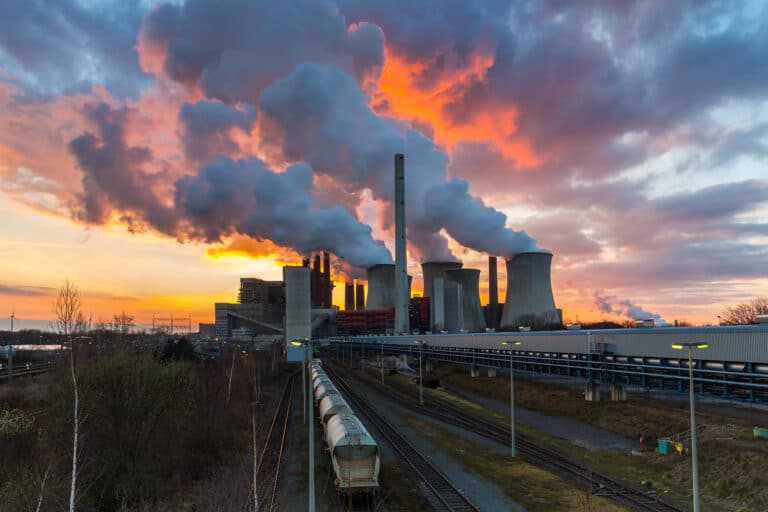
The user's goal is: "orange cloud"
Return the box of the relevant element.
[205,234,301,264]
[377,50,539,167]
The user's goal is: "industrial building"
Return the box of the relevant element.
[215,278,285,339]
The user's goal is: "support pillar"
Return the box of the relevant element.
[610,384,627,401]
[425,360,434,372]
[585,383,601,402]
[470,367,479,377]
[487,367,497,378]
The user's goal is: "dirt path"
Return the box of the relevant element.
[442,383,637,452]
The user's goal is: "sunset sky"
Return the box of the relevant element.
[1,0,767,330]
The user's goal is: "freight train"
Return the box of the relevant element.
[310,360,380,495]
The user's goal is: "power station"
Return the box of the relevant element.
[212,154,562,359]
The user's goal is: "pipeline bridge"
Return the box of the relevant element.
[317,325,768,403]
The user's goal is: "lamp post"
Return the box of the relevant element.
[501,341,522,457]
[290,339,315,511]
[414,340,426,405]
[672,342,709,512]
[379,339,384,385]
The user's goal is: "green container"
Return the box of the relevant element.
[754,427,768,439]
[658,439,672,455]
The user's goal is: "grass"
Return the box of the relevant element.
[406,417,629,512]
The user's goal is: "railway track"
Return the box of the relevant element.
[244,373,295,512]
[326,366,480,512]
[332,363,688,512]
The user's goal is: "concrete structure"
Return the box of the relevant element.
[500,252,559,329]
[215,277,285,338]
[487,256,499,329]
[443,280,464,333]
[394,154,409,334]
[445,268,486,332]
[329,324,768,402]
[421,261,462,297]
[366,264,396,310]
[284,266,311,362]
[431,277,446,332]
[344,282,355,311]
[355,282,365,311]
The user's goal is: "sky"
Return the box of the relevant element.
[1,0,767,330]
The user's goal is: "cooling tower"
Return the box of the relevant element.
[500,252,559,329]
[366,264,395,310]
[445,268,486,332]
[421,261,463,297]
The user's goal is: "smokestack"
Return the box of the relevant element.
[500,252,558,329]
[394,153,409,334]
[344,282,355,311]
[355,282,365,311]
[323,252,332,308]
[312,253,321,307]
[445,268,486,332]
[488,256,499,329]
[302,258,309,268]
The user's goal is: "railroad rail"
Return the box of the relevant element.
[325,366,480,512]
[331,363,688,512]
[0,362,53,382]
[244,373,295,512]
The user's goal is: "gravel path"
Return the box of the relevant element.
[347,372,526,512]
[442,383,637,453]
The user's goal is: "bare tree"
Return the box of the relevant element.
[720,297,768,325]
[53,279,85,512]
[112,311,135,342]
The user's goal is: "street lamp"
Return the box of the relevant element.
[290,338,315,512]
[501,341,522,457]
[414,340,426,405]
[671,342,709,512]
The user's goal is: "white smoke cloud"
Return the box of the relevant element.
[593,291,667,325]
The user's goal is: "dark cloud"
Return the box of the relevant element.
[0,0,149,97]
[139,0,385,104]
[178,99,257,164]
[68,102,176,231]
[0,285,55,297]
[67,102,391,268]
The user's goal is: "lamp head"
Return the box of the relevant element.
[501,341,522,346]
[671,344,684,350]
[290,340,304,347]
[696,343,709,349]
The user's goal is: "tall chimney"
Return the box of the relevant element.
[355,282,365,311]
[488,255,499,328]
[302,258,309,268]
[344,282,354,311]
[312,254,321,307]
[323,252,332,308]
[394,154,409,334]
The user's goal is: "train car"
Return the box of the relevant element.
[318,393,353,427]
[325,413,380,495]
[314,379,339,403]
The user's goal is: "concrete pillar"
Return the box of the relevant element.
[487,367,497,378]
[610,384,627,401]
[585,383,601,402]
[425,360,434,372]
[470,367,479,377]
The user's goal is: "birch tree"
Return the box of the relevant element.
[53,279,86,512]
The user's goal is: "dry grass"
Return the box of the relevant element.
[407,417,630,512]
